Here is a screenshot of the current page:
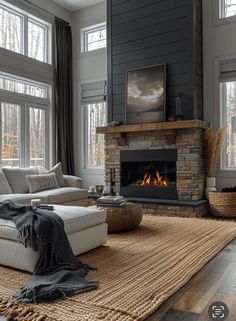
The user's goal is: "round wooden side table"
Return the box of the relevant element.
[98,202,143,233]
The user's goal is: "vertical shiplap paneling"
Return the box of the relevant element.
[107,0,203,123]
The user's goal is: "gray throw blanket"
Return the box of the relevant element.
[0,200,99,303]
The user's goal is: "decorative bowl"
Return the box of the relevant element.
[96,185,104,194]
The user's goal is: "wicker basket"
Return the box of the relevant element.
[209,191,236,217]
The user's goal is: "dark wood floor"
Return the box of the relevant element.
[1,238,236,321]
[146,238,236,321]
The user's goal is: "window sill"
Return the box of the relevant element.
[82,167,105,175]
[214,16,236,26]
[80,47,107,58]
[217,169,236,178]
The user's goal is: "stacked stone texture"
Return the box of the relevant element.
[104,128,207,217]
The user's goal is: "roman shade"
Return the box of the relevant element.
[81,80,106,105]
[220,58,236,82]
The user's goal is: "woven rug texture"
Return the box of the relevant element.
[1,215,236,321]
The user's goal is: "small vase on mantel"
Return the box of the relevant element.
[205,177,217,199]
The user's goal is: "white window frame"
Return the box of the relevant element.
[83,101,106,170]
[0,0,52,64]
[214,0,236,25]
[81,22,106,53]
[220,80,236,171]
[0,76,51,168]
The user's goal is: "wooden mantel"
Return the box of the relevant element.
[96,119,209,135]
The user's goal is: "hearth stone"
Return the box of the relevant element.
[136,203,209,218]
[126,198,209,217]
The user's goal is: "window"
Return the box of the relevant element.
[0,72,50,168]
[0,1,51,63]
[0,5,23,54]
[220,59,236,170]
[81,23,106,52]
[81,80,106,168]
[220,0,236,18]
[221,81,236,169]
[0,72,47,98]
[86,102,106,167]
[28,19,48,62]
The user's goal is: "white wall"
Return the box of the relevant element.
[28,0,71,22]
[71,1,107,188]
[203,0,236,190]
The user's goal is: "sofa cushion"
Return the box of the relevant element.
[0,171,12,194]
[27,173,59,193]
[34,187,88,204]
[0,205,106,241]
[0,194,48,205]
[53,205,106,235]
[47,163,65,187]
[2,167,40,193]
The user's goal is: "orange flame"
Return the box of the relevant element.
[136,171,168,187]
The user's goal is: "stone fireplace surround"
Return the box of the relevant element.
[97,120,209,217]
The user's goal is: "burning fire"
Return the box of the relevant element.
[136,171,168,187]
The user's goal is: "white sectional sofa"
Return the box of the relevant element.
[0,167,108,272]
[0,167,88,206]
[0,205,107,272]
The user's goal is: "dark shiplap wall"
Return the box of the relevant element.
[107,0,203,122]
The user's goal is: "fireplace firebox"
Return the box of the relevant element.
[120,149,177,199]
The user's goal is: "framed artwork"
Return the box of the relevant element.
[126,64,166,124]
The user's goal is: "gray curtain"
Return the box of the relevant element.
[54,17,74,175]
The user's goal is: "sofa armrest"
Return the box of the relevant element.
[63,175,83,188]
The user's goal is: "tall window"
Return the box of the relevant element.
[81,22,106,53]
[0,1,51,63]
[220,59,236,170]
[81,81,106,168]
[0,72,50,168]
[86,102,106,167]
[220,0,236,18]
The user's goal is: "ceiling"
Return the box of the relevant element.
[52,0,104,12]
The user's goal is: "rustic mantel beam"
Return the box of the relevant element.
[96,119,209,135]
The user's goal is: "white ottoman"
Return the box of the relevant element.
[0,205,107,272]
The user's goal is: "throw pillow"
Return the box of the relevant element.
[47,162,65,187]
[27,173,60,193]
[0,171,12,194]
[2,167,40,193]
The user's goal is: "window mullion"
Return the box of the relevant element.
[220,0,224,18]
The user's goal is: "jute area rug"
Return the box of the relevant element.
[1,215,236,321]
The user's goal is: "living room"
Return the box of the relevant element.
[0,0,236,320]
